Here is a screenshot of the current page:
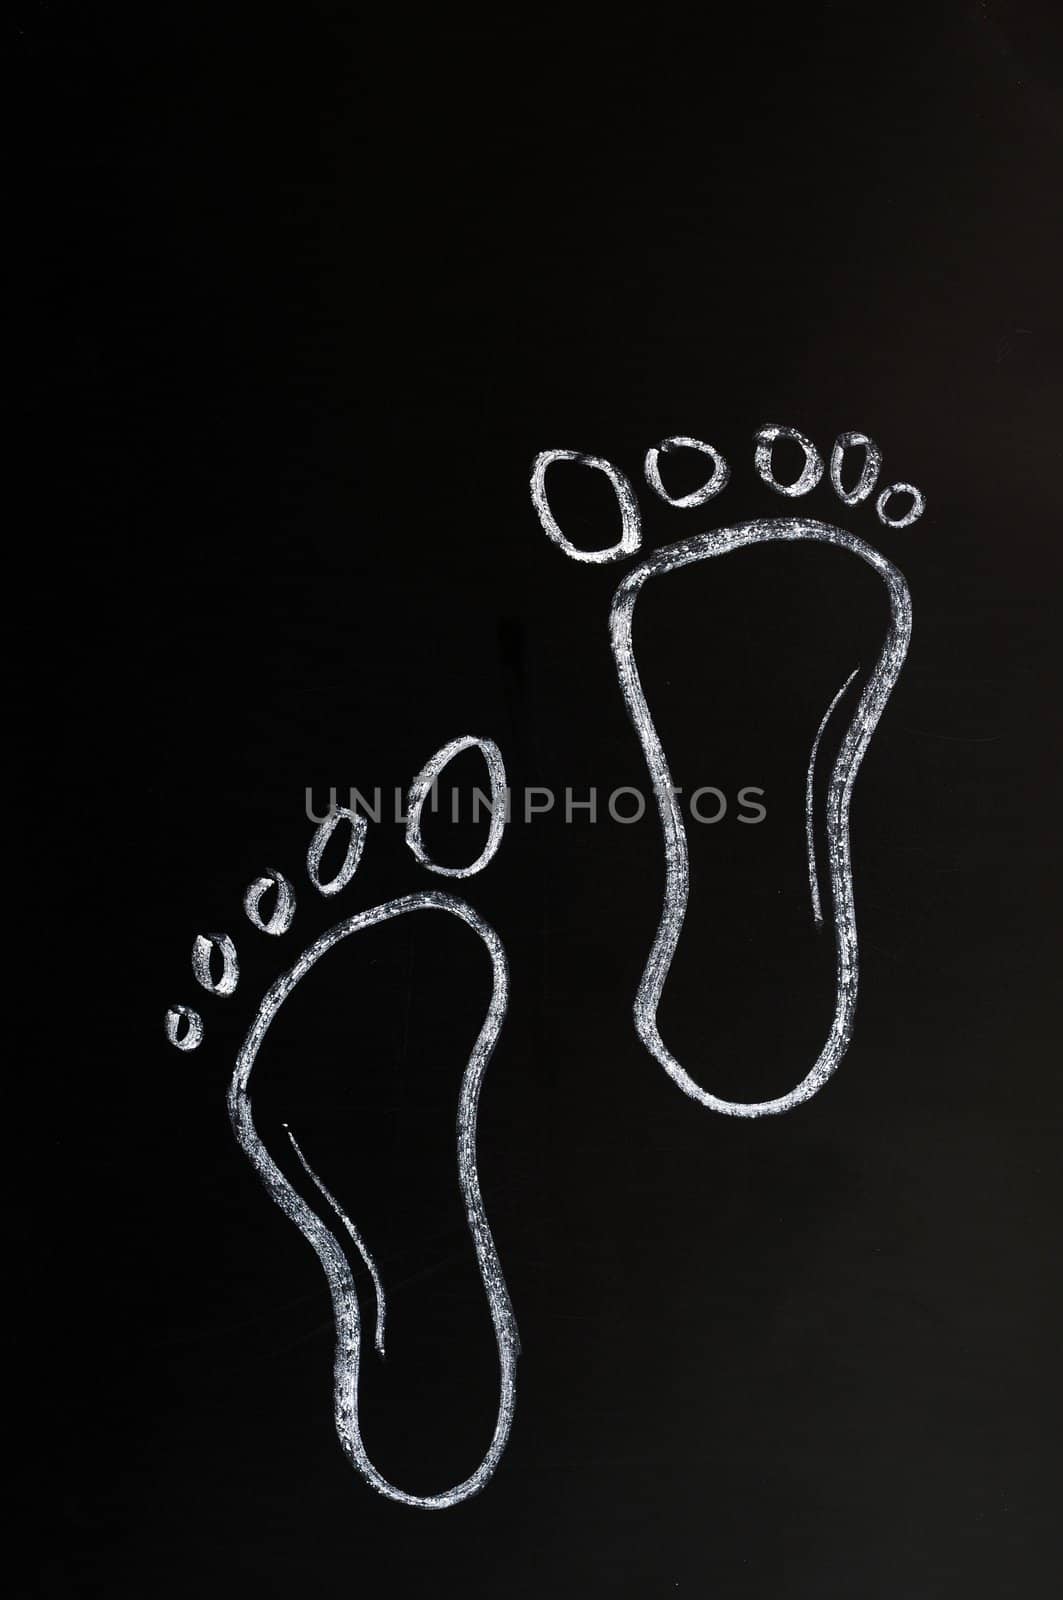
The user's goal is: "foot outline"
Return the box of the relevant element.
[531,428,920,1115]
[165,737,519,1507]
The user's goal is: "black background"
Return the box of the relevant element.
[20,3,1062,1596]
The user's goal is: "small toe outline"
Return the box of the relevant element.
[644,436,730,508]
[192,931,239,996]
[244,869,296,935]
[308,806,367,897]
[830,431,882,507]
[876,481,925,528]
[165,1003,204,1051]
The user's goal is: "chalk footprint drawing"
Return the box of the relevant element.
[531,426,921,1117]
[164,430,922,1510]
[165,737,519,1508]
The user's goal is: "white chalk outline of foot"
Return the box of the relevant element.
[228,891,517,1509]
[609,519,912,1117]
[167,736,518,1508]
[530,429,923,1115]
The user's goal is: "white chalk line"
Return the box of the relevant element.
[609,518,912,1118]
[284,1123,388,1358]
[806,668,860,927]
[406,736,507,877]
[228,891,518,1508]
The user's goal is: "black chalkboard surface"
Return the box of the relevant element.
[20,4,1061,1596]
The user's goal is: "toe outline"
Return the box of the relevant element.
[530,449,641,564]
[876,481,925,528]
[192,932,239,996]
[754,424,824,497]
[406,736,507,879]
[829,431,882,507]
[165,1003,204,1051]
[308,806,367,897]
[244,869,296,936]
[644,436,730,508]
